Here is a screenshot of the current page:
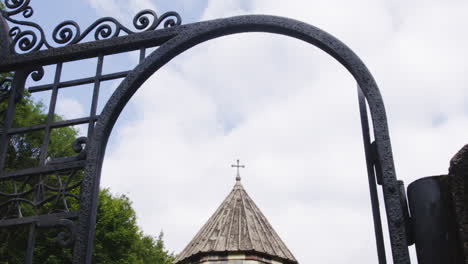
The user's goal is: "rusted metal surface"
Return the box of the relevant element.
[174,179,297,264]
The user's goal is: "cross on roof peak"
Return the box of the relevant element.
[231,159,245,182]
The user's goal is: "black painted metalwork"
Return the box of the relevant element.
[408,176,461,263]
[0,1,413,263]
[357,86,387,263]
[1,0,181,54]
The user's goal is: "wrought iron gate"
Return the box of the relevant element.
[0,1,413,263]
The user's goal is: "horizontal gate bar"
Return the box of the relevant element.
[0,160,86,180]
[8,116,99,135]
[0,211,78,227]
[0,25,181,72]
[29,71,129,93]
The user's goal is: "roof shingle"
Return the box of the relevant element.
[174,180,297,264]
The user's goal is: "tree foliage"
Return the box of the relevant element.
[93,189,174,264]
[2,92,78,171]
[0,72,173,264]
[0,76,83,263]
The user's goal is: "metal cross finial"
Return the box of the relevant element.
[231,159,245,182]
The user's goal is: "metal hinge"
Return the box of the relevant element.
[398,180,414,245]
[371,141,383,185]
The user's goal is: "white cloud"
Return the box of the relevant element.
[55,97,85,120]
[202,0,250,20]
[84,0,158,24]
[90,0,468,263]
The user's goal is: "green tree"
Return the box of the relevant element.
[0,82,174,264]
[93,189,174,264]
[0,4,173,262]
[0,47,173,264]
[0,74,83,263]
[2,92,78,171]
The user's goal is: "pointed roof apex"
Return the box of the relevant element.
[174,177,298,264]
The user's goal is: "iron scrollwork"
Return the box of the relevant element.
[0,74,13,102]
[0,66,43,103]
[47,137,88,165]
[1,0,182,54]
[37,218,77,247]
[0,66,44,134]
[0,168,82,220]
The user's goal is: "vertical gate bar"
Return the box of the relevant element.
[39,63,63,166]
[13,181,23,217]
[0,14,11,62]
[139,48,146,62]
[0,76,17,173]
[0,70,28,172]
[24,223,36,264]
[88,55,104,138]
[357,84,387,263]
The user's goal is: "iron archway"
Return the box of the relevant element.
[89,15,409,263]
[0,3,411,264]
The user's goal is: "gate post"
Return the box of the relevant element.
[407,145,468,263]
[0,11,11,62]
[449,145,468,263]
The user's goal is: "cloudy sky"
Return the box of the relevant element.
[15,0,468,263]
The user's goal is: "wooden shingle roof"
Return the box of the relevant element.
[174,180,297,264]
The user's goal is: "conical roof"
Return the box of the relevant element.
[174,179,297,264]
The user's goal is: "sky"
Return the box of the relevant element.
[9,0,468,263]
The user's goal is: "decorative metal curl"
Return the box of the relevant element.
[16,66,44,102]
[4,0,33,18]
[0,167,82,220]
[46,137,88,165]
[37,218,77,247]
[1,1,182,54]
[0,75,13,101]
[0,66,43,104]
[52,21,80,45]
[29,65,44,81]
[0,66,43,133]
[5,18,47,53]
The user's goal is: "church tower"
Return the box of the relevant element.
[174,161,298,264]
